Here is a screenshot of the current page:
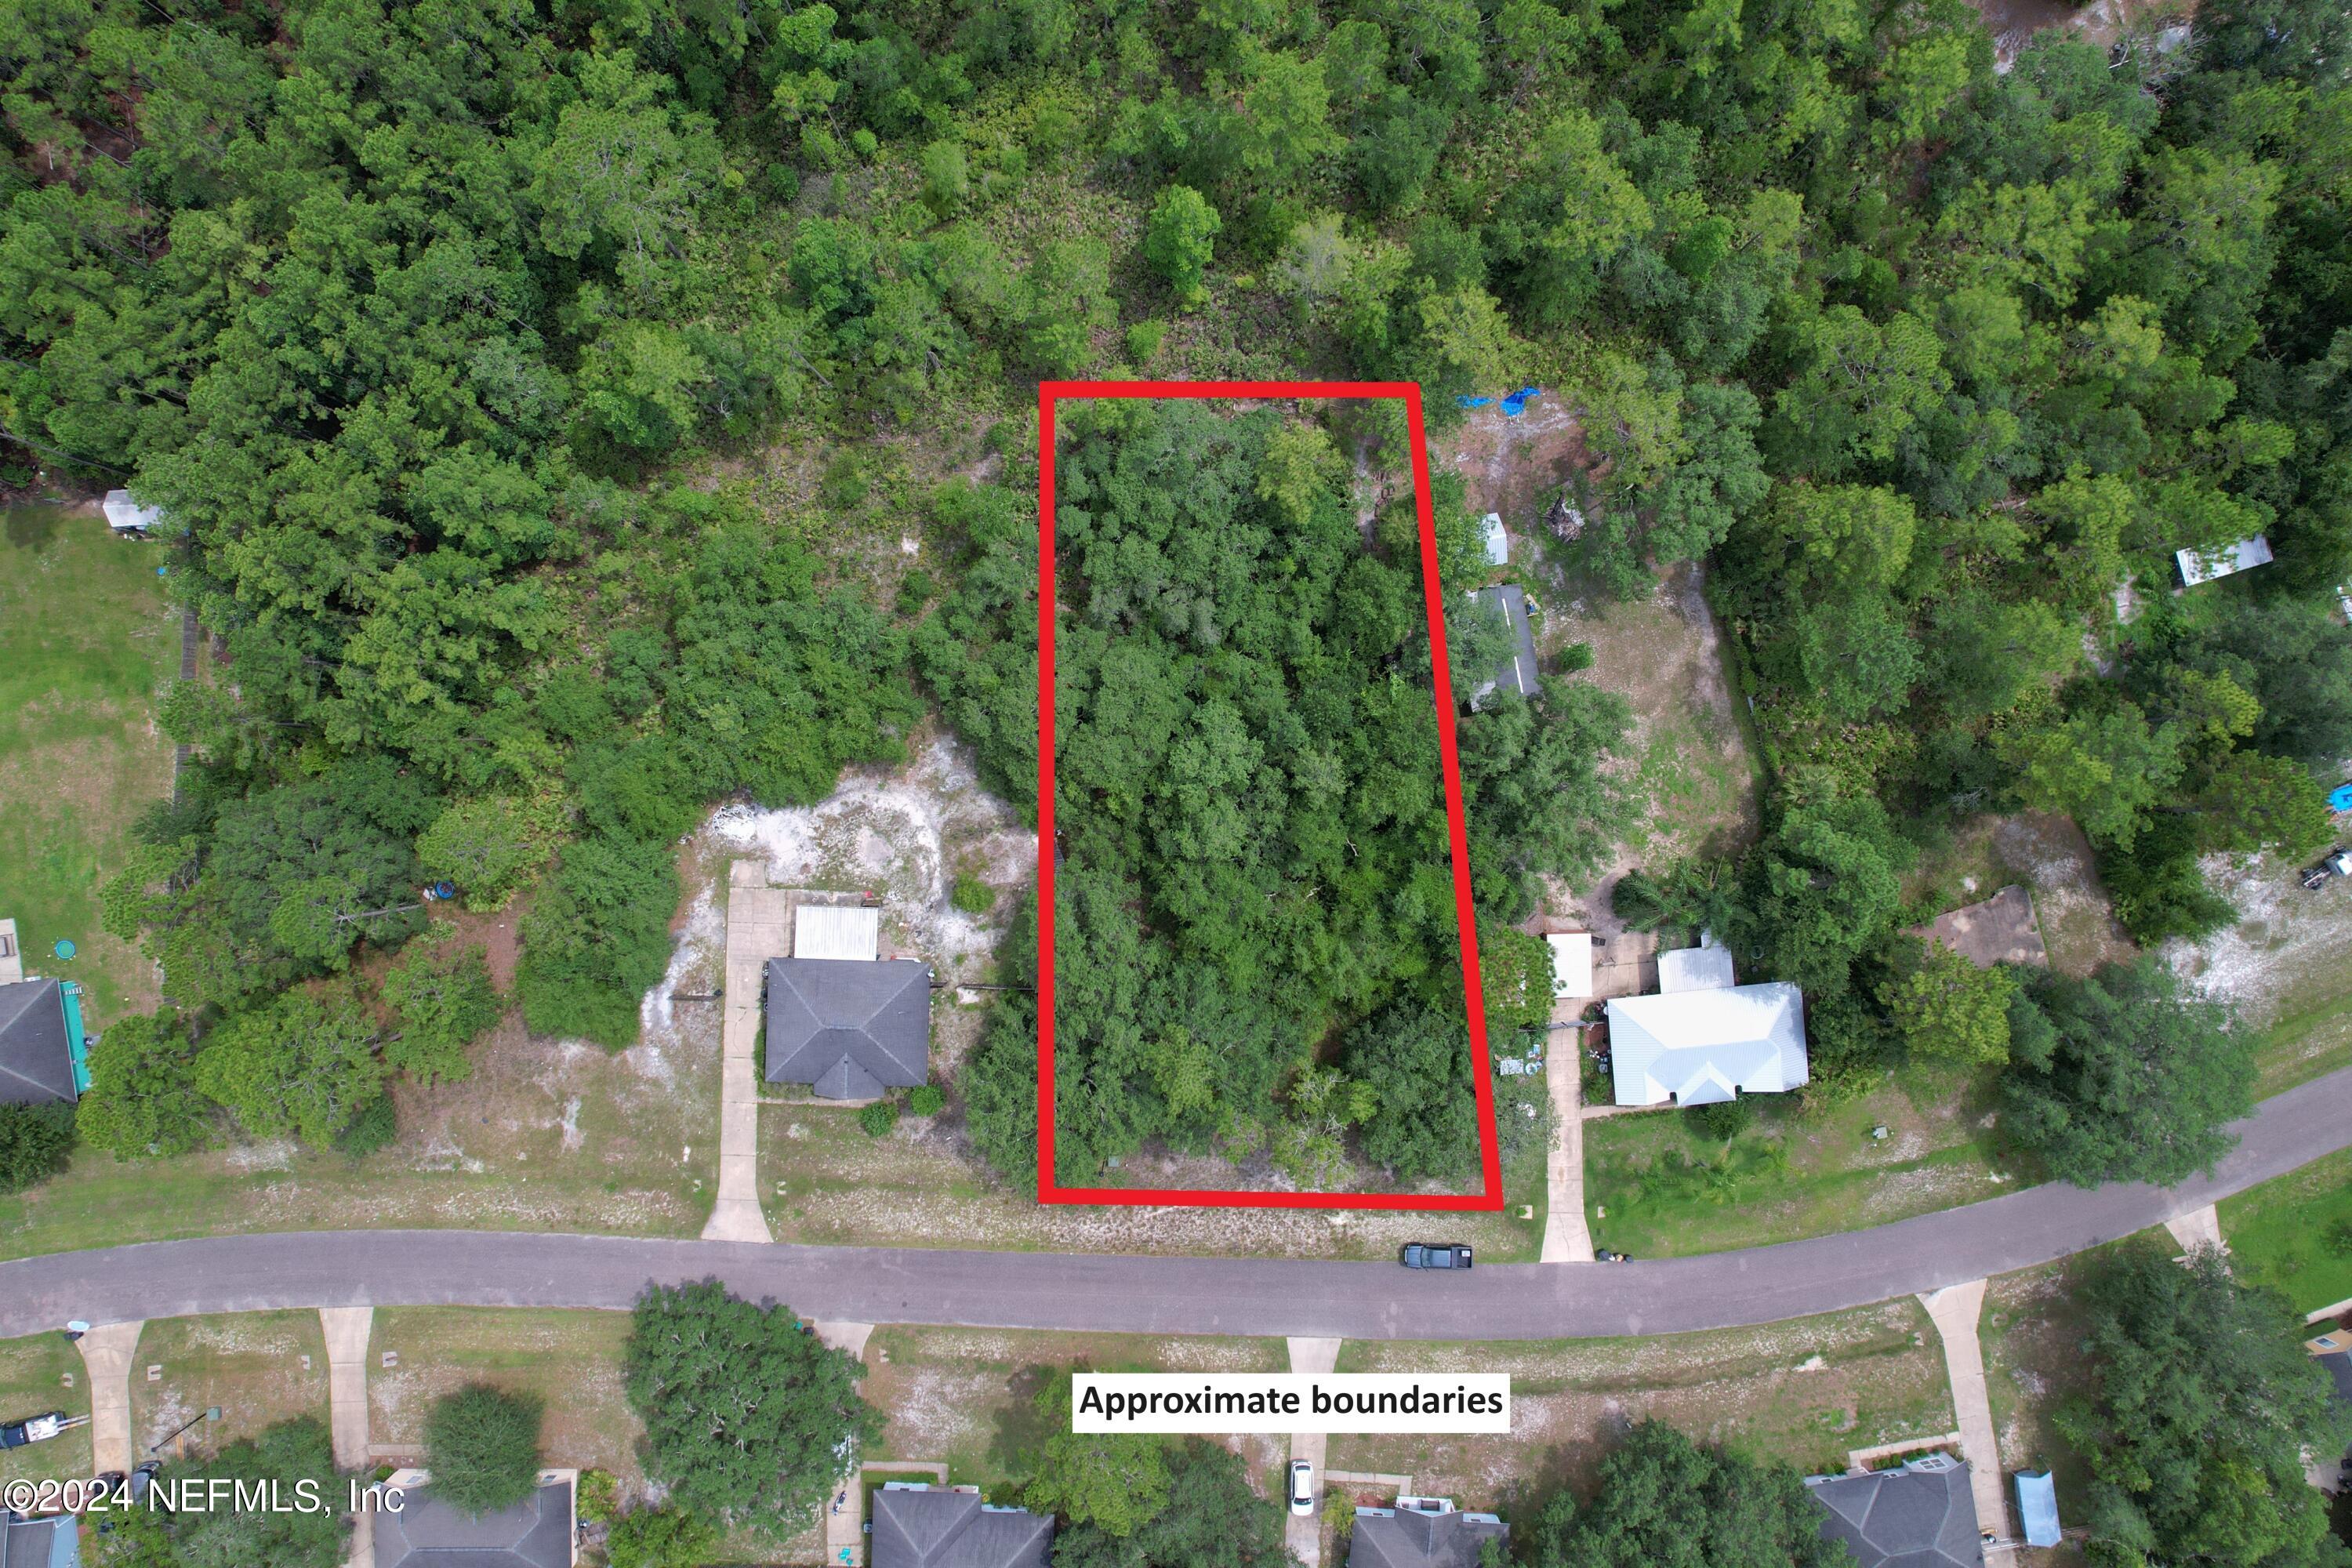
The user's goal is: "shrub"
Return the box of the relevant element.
[858,1101,900,1138]
[950,873,994,916]
[608,1507,718,1568]
[575,1468,619,1524]
[335,1095,399,1159]
[422,1385,544,1517]
[909,1083,946,1117]
[1691,1096,1755,1143]
[382,943,499,1087]
[0,1102,76,1193]
[1125,320,1167,364]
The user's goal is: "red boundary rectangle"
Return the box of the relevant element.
[1036,379,1504,1211]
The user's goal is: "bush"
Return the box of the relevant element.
[575,1468,619,1524]
[335,1095,399,1159]
[858,1101,900,1138]
[1125,320,1167,364]
[949,873,994,916]
[608,1507,718,1568]
[0,1102,76,1192]
[908,1083,946,1117]
[1690,1096,1755,1143]
[382,943,499,1087]
[422,1385,544,1517]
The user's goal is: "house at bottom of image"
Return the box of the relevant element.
[870,1482,1053,1568]
[1805,1453,1984,1568]
[764,902,933,1101]
[1603,937,1806,1108]
[372,1468,576,1568]
[1348,1496,1508,1568]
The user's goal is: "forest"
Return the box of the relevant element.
[0,0,2345,1204]
[931,397,1623,1189]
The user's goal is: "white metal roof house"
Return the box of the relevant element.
[1605,982,1807,1107]
[2176,535,2272,586]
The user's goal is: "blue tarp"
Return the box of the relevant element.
[1458,387,1545,416]
[2331,782,2352,812]
[2016,1471,2060,1548]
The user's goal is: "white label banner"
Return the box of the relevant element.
[1070,1373,1511,1433]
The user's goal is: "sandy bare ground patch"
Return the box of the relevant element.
[1445,398,1590,539]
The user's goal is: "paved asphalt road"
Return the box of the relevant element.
[6,1067,2347,1344]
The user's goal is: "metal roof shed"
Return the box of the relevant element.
[1548,933,1592,999]
[1466,585,1539,710]
[100,489,165,533]
[796,903,880,962]
[2015,1471,2060,1548]
[2176,535,2272,586]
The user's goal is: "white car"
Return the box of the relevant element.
[1288,1460,1315,1515]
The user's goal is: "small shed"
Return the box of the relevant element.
[100,489,165,534]
[1547,932,1592,999]
[2015,1471,2060,1548]
[795,903,879,963]
[2176,536,2272,586]
[1480,511,1508,566]
[1657,937,1736,994]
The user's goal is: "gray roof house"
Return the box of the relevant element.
[870,1484,1052,1568]
[1466,585,1539,710]
[1347,1502,1508,1568]
[373,1480,575,1568]
[1806,1455,1984,1568]
[0,978,82,1105]
[0,1513,79,1568]
[764,956,932,1099]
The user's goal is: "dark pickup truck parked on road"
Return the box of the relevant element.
[1399,1243,1473,1270]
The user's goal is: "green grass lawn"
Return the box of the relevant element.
[1584,1073,2009,1260]
[0,1330,91,1485]
[0,501,177,1024]
[2219,1149,2352,1315]
[369,1307,644,1486]
[131,1312,330,1460]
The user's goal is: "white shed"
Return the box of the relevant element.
[101,489,165,533]
[1480,512,1508,566]
[2176,535,2272,586]
[1547,932,1592,999]
[793,904,879,962]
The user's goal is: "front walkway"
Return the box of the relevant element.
[705,861,782,1243]
[74,1320,141,1475]
[1918,1281,2009,1544]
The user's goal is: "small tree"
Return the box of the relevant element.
[423,1384,544,1518]
[1142,184,1221,307]
[1880,941,2015,1068]
[382,944,500,1087]
[858,1100,900,1137]
[75,1011,212,1160]
[908,1083,946,1117]
[1025,1375,1171,1537]
[0,1102,75,1192]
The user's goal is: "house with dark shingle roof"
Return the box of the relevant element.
[372,1476,575,1568]
[0,978,86,1105]
[1806,1454,1984,1568]
[764,956,932,1099]
[869,1483,1052,1568]
[1347,1501,1508,1568]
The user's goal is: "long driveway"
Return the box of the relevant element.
[7,1067,2345,1344]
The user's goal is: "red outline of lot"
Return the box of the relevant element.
[1035,379,1504,1211]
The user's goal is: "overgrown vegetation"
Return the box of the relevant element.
[421,1383,546,1519]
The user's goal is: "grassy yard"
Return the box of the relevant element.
[1584,1073,2009,1260]
[1330,1298,1954,1512]
[0,501,177,1023]
[130,1312,329,1460]
[0,1329,91,1485]
[2218,1149,2352,1315]
[368,1308,644,1486]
